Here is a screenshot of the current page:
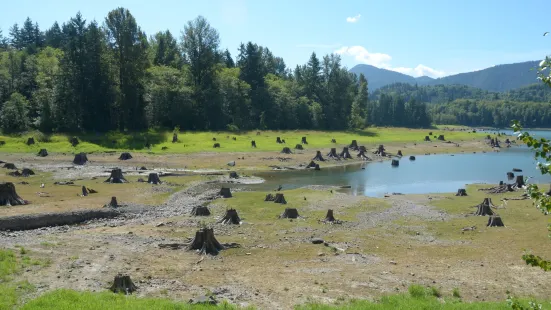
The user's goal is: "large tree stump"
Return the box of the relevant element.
[340,147,352,159]
[147,173,161,184]
[424,136,431,142]
[276,137,282,144]
[186,228,224,255]
[374,145,386,156]
[191,206,211,216]
[331,138,336,143]
[229,171,239,179]
[213,143,220,148]
[397,150,403,157]
[506,172,514,180]
[264,193,275,201]
[104,196,119,208]
[409,156,416,160]
[172,133,178,143]
[81,186,89,197]
[514,175,525,188]
[429,132,433,136]
[391,159,399,167]
[26,137,35,145]
[119,152,132,160]
[295,144,304,150]
[307,161,317,168]
[313,151,325,161]
[487,215,505,227]
[357,150,370,160]
[220,187,232,198]
[110,274,137,294]
[437,135,445,141]
[456,188,467,196]
[20,168,34,177]
[322,209,341,224]
[281,139,286,144]
[37,149,48,157]
[274,193,287,204]
[73,153,88,165]
[3,163,16,170]
[279,208,299,219]
[251,140,257,148]
[105,168,127,183]
[327,148,339,160]
[70,136,79,147]
[473,198,495,216]
[218,208,241,225]
[301,137,308,144]
[281,147,292,154]
[0,182,27,206]
[349,140,359,151]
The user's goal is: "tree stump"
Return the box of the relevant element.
[357,150,370,160]
[349,140,359,151]
[0,182,27,206]
[26,137,35,145]
[409,156,416,160]
[506,172,514,180]
[456,188,467,196]
[546,184,551,196]
[322,209,341,224]
[191,206,211,216]
[313,151,325,161]
[8,171,22,177]
[397,150,403,157]
[340,147,352,159]
[147,173,161,184]
[281,147,292,154]
[73,153,88,165]
[104,197,119,208]
[295,144,304,150]
[331,138,336,143]
[105,168,127,183]
[212,137,217,141]
[327,148,339,159]
[251,140,257,148]
[374,145,386,156]
[20,168,34,177]
[0,141,5,146]
[186,228,224,255]
[218,208,241,225]
[301,137,308,144]
[276,137,282,144]
[213,143,220,148]
[514,175,525,188]
[232,137,237,141]
[314,164,320,170]
[82,186,89,197]
[279,208,299,219]
[505,138,511,144]
[499,181,504,186]
[70,137,79,147]
[110,274,137,294]
[220,187,232,198]
[37,149,48,157]
[274,193,287,204]
[282,139,286,144]
[264,193,275,201]
[229,171,239,179]
[3,163,16,170]
[172,133,178,143]
[391,159,399,166]
[359,145,367,152]
[473,198,495,216]
[424,136,431,141]
[487,215,505,227]
[256,131,261,136]
[437,135,445,141]
[307,161,317,168]
[429,132,433,135]
[119,152,132,160]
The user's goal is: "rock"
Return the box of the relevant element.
[189,295,217,305]
[227,161,236,167]
[311,238,324,244]
[389,260,397,265]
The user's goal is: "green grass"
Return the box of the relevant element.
[0,249,36,310]
[0,128,484,154]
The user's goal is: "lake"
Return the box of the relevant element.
[246,130,551,197]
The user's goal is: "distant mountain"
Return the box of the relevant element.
[350,60,541,92]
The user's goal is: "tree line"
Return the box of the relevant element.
[0,9,433,133]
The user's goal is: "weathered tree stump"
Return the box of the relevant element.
[359,146,367,152]
[26,137,35,145]
[220,187,232,198]
[105,168,127,183]
[19,168,34,177]
[429,132,433,135]
[279,208,299,219]
[0,141,5,146]
[229,171,239,179]
[104,196,119,208]
[119,152,132,160]
[281,139,286,143]
[374,145,386,156]
[391,159,399,167]
[546,184,551,196]
[340,147,352,159]
[397,150,403,157]
[73,153,88,165]
[191,206,211,216]
[314,164,320,170]
[281,147,292,154]
[232,137,237,141]
[357,150,370,160]
[212,137,217,141]
[264,193,275,201]
[424,136,431,142]
[256,131,261,136]
[3,163,16,170]
[37,149,48,157]
[313,151,325,161]
[274,193,287,204]
[276,137,282,144]
[218,208,241,225]
[110,274,137,294]
[514,175,525,188]
[82,186,89,196]
[301,137,308,144]
[507,172,514,180]
[213,143,220,148]
[70,137,79,147]
[456,188,467,196]
[322,209,341,224]
[473,198,495,216]
[0,182,27,206]
[8,171,22,177]
[331,138,336,143]
[251,140,256,148]
[409,156,416,160]
[487,215,505,227]
[499,181,504,186]
[349,140,359,150]
[295,144,304,150]
[486,135,491,139]
[505,138,511,144]
[437,135,445,141]
[147,173,161,184]
[186,228,224,255]
[172,133,178,143]
[327,148,339,159]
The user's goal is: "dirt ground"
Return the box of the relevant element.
[1,137,549,309]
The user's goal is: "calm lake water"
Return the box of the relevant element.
[246,130,551,197]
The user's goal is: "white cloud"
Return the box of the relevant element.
[346,14,361,23]
[335,45,446,78]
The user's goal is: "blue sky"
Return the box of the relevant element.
[1,0,549,78]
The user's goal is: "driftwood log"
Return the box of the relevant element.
[313,151,325,161]
[327,148,339,159]
[473,198,495,216]
[147,173,161,184]
[73,153,88,165]
[191,206,211,216]
[391,159,399,167]
[70,136,79,147]
[251,140,256,148]
[218,208,241,225]
[456,188,467,196]
[37,149,48,157]
[26,137,35,145]
[213,143,220,148]
[264,193,275,201]
[172,133,178,143]
[340,147,352,159]
[187,228,225,255]
[295,144,304,150]
[0,182,27,206]
[110,274,138,294]
[301,137,308,144]
[279,208,299,219]
[104,197,119,208]
[281,147,292,154]
[487,215,505,227]
[513,168,522,172]
[349,140,359,151]
[274,193,287,204]
[119,152,132,160]
[105,168,127,183]
[220,187,232,198]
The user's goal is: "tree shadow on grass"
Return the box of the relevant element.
[78,131,167,150]
[348,129,379,137]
